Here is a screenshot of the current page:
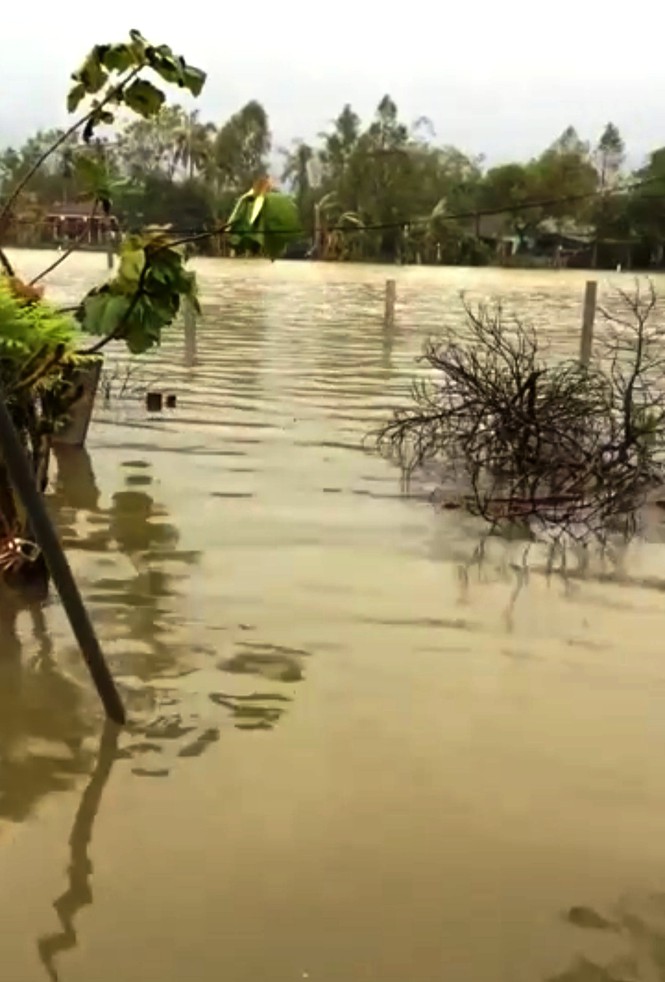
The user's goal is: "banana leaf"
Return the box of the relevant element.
[226,190,301,260]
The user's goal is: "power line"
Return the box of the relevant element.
[2,175,662,240]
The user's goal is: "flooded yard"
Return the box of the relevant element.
[3,252,665,981]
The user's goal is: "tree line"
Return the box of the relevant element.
[1,95,664,267]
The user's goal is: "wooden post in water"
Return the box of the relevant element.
[580,280,598,367]
[384,279,396,329]
[105,230,114,270]
[313,202,322,258]
[183,298,197,367]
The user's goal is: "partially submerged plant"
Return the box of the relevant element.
[0,280,95,582]
[0,278,89,457]
[377,285,665,545]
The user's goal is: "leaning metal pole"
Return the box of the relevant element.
[0,387,125,724]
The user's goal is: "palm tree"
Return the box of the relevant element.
[173,110,216,181]
[316,191,364,259]
[280,140,314,204]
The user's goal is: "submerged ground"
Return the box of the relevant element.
[1,254,665,982]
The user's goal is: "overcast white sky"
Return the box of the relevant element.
[1,0,663,167]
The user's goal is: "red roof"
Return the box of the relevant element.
[46,201,113,218]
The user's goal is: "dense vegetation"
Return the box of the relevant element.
[2,98,664,267]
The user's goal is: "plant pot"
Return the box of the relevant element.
[52,359,103,448]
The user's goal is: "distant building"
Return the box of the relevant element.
[44,202,118,246]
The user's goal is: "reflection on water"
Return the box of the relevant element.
[209,692,290,731]
[3,255,665,982]
[51,443,305,758]
[219,641,311,682]
[37,722,119,982]
[552,892,665,981]
[51,445,101,513]
[54,449,203,681]
[0,594,97,823]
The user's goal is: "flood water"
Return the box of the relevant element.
[3,252,665,982]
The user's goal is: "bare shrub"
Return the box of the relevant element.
[99,359,160,404]
[376,284,665,544]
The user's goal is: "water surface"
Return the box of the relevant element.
[2,253,665,982]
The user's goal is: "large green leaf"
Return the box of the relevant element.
[76,223,199,354]
[181,64,206,96]
[67,83,86,113]
[226,190,301,259]
[71,52,108,94]
[123,79,166,118]
[145,45,180,84]
[249,195,265,225]
[143,44,206,95]
[260,193,301,259]
[81,292,131,337]
[226,192,253,229]
[101,43,136,73]
[117,246,146,288]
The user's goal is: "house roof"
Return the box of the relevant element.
[46,201,111,218]
[537,218,594,242]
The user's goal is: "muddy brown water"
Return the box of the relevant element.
[2,252,665,982]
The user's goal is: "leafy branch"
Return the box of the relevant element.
[75,227,198,355]
[74,180,301,356]
[1,34,300,380]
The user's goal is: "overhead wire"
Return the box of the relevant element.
[1,174,662,241]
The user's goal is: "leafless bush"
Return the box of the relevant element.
[99,359,160,404]
[376,285,665,544]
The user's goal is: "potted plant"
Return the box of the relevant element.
[0,277,93,590]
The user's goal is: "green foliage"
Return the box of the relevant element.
[71,150,115,213]
[0,34,210,588]
[0,278,80,366]
[0,277,92,444]
[596,122,625,186]
[0,34,208,242]
[213,101,271,193]
[77,231,198,353]
[114,173,216,233]
[227,187,301,259]
[123,79,166,118]
[69,30,207,143]
[1,35,207,362]
[628,148,665,250]
[4,72,665,268]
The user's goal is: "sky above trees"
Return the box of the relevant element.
[1,0,663,166]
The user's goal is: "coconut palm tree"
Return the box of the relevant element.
[173,110,217,180]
